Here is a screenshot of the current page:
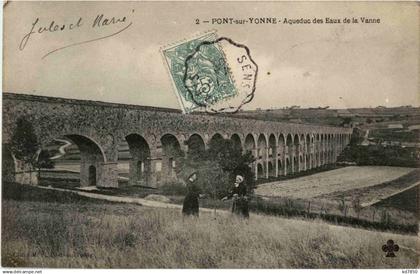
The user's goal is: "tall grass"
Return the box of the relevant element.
[2,198,418,268]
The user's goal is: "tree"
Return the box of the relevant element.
[10,117,39,162]
[34,150,55,180]
[349,127,365,146]
[207,138,255,195]
[177,138,255,200]
[340,117,352,127]
[9,117,40,184]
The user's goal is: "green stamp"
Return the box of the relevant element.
[162,32,258,113]
[162,32,237,113]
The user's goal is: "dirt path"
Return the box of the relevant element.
[36,185,222,214]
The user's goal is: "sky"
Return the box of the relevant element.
[3,1,419,110]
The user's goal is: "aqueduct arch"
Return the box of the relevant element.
[286,134,294,175]
[268,134,277,177]
[230,134,242,150]
[34,134,108,187]
[186,134,206,155]
[209,133,224,148]
[2,93,352,188]
[122,134,151,185]
[244,134,256,155]
[65,134,106,187]
[278,134,286,176]
[160,134,183,182]
[293,134,300,173]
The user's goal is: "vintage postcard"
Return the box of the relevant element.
[1,0,419,271]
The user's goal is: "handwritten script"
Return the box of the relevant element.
[19,10,134,59]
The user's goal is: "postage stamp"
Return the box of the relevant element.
[162,31,258,113]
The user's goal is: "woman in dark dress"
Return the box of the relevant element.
[182,172,200,217]
[222,175,249,218]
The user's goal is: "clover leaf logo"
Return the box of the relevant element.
[382,239,399,257]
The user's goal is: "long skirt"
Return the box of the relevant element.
[182,192,199,216]
[232,197,249,218]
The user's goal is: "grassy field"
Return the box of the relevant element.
[2,185,419,268]
[255,166,416,199]
[318,169,420,205]
[369,128,420,143]
[254,166,419,230]
[375,185,419,213]
[36,166,419,232]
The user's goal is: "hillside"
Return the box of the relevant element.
[234,106,420,128]
[2,186,418,268]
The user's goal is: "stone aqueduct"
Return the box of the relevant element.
[3,93,352,188]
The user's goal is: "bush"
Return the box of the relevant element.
[176,138,255,199]
[158,181,187,196]
[2,182,112,205]
[338,144,419,167]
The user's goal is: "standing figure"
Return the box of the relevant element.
[222,175,249,218]
[182,172,200,217]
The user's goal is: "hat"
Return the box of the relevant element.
[235,175,244,183]
[188,172,197,181]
